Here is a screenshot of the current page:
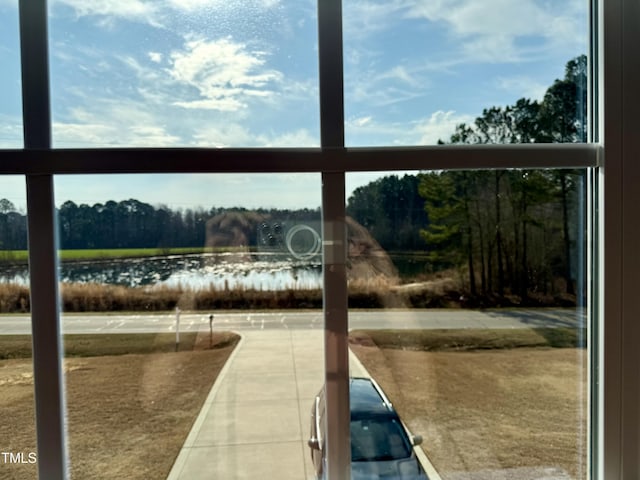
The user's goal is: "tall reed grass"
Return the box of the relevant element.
[0,275,574,314]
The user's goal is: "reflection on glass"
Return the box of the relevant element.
[0,179,36,479]
[0,2,23,148]
[346,169,588,479]
[48,1,319,148]
[343,2,589,146]
[56,173,324,479]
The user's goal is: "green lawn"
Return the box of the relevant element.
[0,246,252,262]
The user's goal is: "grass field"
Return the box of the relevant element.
[349,327,585,351]
[0,332,239,480]
[0,246,249,263]
[0,328,588,479]
[350,330,588,479]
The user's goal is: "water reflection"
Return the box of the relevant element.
[1,253,323,291]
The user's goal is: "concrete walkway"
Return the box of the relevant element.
[165,306,584,479]
[167,329,441,480]
[167,330,349,480]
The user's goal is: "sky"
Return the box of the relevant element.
[0,0,587,211]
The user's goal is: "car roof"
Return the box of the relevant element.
[349,377,396,418]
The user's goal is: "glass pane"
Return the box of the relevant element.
[0,1,23,148]
[343,2,589,146]
[55,173,323,479]
[0,178,36,479]
[345,169,589,479]
[48,1,319,148]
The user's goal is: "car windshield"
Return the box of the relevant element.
[351,416,411,461]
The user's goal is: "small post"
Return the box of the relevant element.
[209,314,214,348]
[175,307,181,351]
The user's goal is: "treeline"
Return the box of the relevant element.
[59,199,210,249]
[0,199,321,251]
[0,178,427,253]
[346,174,428,251]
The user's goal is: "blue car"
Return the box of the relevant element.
[308,377,430,479]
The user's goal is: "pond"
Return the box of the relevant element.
[1,253,323,291]
[0,253,429,290]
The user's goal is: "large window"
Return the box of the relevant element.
[4,1,640,479]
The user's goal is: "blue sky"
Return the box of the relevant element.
[0,0,587,211]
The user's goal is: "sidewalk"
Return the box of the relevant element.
[167,329,439,480]
[167,330,354,480]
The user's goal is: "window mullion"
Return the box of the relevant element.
[19,1,68,479]
[321,171,350,480]
[318,0,350,479]
[0,144,598,175]
[601,0,622,478]
[605,0,640,478]
[318,0,345,150]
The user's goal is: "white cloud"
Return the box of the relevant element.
[460,34,520,63]
[164,0,223,11]
[148,52,163,63]
[191,123,317,148]
[427,0,548,37]
[165,0,280,13]
[0,115,23,149]
[342,0,407,39]
[159,172,320,210]
[346,110,473,146]
[167,37,283,111]
[262,129,318,147]
[345,0,585,65]
[352,116,372,128]
[51,0,284,29]
[53,102,181,147]
[172,97,246,112]
[351,83,421,108]
[49,32,317,148]
[406,0,585,62]
[378,65,420,87]
[497,75,548,102]
[348,63,426,109]
[411,110,475,145]
[117,55,161,83]
[51,0,160,26]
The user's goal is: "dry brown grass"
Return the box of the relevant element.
[0,283,30,313]
[0,273,576,314]
[0,332,238,480]
[351,337,588,479]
